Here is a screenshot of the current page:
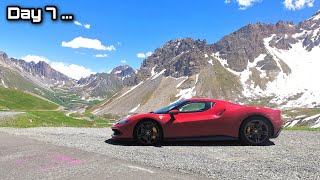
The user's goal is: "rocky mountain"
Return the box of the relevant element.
[9,58,74,86]
[210,10,320,109]
[136,38,211,81]
[0,52,136,110]
[92,9,320,129]
[0,51,66,105]
[76,65,136,99]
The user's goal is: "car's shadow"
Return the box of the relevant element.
[105,139,275,147]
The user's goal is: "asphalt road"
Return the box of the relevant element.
[0,132,203,180]
[0,128,320,179]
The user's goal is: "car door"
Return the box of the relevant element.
[171,101,223,137]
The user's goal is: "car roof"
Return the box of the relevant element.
[185,98,228,103]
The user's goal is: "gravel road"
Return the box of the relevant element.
[0,127,319,179]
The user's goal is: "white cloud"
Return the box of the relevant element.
[237,0,261,10]
[84,24,91,29]
[61,36,116,51]
[283,0,315,10]
[95,54,108,58]
[73,21,91,29]
[146,52,153,56]
[21,55,50,63]
[74,21,82,26]
[21,54,95,80]
[137,51,153,58]
[225,0,261,10]
[121,60,127,63]
[50,62,95,80]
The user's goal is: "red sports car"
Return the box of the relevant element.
[111,98,283,146]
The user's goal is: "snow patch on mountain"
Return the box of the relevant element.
[263,35,320,108]
[175,86,196,102]
[303,114,320,122]
[115,81,144,100]
[195,74,199,85]
[152,69,166,80]
[212,53,267,97]
[288,120,300,127]
[129,104,140,113]
[1,79,7,88]
[151,66,156,77]
[312,117,320,128]
[176,78,187,88]
[307,11,320,21]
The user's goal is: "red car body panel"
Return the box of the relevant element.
[111,98,283,140]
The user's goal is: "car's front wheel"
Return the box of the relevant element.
[134,120,162,145]
[240,117,271,146]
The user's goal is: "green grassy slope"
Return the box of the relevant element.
[0,111,110,128]
[0,86,58,111]
[0,86,111,128]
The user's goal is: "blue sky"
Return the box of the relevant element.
[0,0,319,79]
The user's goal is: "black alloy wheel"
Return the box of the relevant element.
[135,120,162,145]
[240,118,271,146]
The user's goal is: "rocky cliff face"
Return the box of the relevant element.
[211,21,297,72]
[77,65,136,99]
[9,58,74,85]
[136,38,211,81]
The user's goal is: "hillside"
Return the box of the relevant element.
[0,86,58,111]
[1,52,137,110]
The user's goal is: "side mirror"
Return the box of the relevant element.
[169,110,179,121]
[169,110,179,116]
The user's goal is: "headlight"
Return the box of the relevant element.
[116,119,129,125]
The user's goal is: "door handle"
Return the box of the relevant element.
[217,109,226,116]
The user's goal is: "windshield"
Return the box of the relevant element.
[153,100,186,114]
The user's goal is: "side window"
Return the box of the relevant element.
[179,102,213,113]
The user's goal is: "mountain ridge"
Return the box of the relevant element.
[91,9,320,118]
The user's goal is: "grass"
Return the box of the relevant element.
[201,58,243,99]
[245,97,276,107]
[284,127,320,131]
[0,111,111,128]
[0,87,112,128]
[0,86,58,111]
[50,86,102,110]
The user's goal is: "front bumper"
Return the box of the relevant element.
[271,125,283,138]
[111,125,134,140]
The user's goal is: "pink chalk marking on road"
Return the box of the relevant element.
[50,154,81,165]
[14,154,82,171]
[40,154,82,171]
[15,159,27,164]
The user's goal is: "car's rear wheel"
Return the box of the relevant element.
[240,117,271,146]
[134,120,162,145]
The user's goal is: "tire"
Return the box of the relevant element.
[134,120,162,145]
[239,117,271,146]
